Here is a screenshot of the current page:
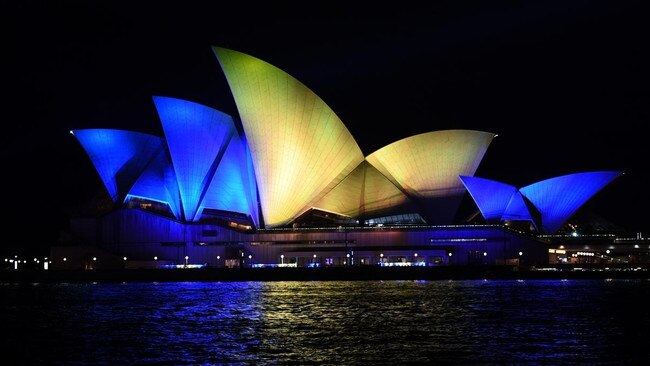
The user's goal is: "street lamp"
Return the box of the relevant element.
[185,255,189,266]
[518,251,523,256]
[281,254,284,264]
[313,254,317,263]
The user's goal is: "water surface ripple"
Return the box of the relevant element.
[2,279,649,365]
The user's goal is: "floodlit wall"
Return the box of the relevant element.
[68,209,548,267]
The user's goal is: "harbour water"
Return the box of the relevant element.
[2,279,649,365]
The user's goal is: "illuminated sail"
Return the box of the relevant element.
[214,47,364,227]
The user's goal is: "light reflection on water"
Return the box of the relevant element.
[2,280,650,365]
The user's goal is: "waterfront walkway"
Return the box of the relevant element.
[2,265,649,283]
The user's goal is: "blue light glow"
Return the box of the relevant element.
[154,96,236,221]
[126,149,181,219]
[199,134,257,221]
[459,176,517,223]
[502,191,535,224]
[520,171,623,233]
[72,129,164,201]
[243,136,260,228]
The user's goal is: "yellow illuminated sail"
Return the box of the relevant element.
[366,130,495,223]
[366,130,495,197]
[314,161,412,218]
[213,47,364,227]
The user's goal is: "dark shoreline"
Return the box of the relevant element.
[2,265,649,283]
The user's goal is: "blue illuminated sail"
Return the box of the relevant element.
[154,96,236,221]
[72,129,164,201]
[459,176,517,223]
[198,133,258,225]
[520,171,623,233]
[502,191,535,226]
[126,149,181,219]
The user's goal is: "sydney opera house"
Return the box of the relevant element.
[59,47,624,269]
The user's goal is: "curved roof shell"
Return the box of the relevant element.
[312,161,414,219]
[154,96,239,221]
[199,133,260,228]
[72,129,164,202]
[126,149,181,219]
[366,130,495,223]
[213,47,365,227]
[520,171,623,233]
[462,171,623,233]
[459,175,517,223]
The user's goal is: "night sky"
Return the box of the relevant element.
[3,1,648,251]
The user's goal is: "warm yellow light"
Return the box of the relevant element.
[366,130,495,199]
[214,47,364,227]
[313,161,411,219]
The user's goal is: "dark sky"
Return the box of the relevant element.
[3,1,649,248]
